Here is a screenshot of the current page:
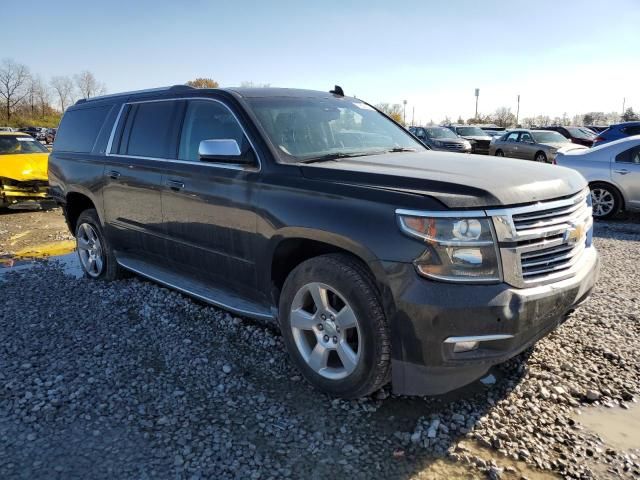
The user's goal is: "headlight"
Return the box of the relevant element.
[397,214,502,283]
[433,140,443,147]
[463,141,472,149]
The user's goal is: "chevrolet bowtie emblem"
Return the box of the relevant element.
[564,222,585,245]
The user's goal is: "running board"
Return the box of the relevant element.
[116,255,275,321]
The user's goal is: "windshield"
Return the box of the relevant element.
[0,135,49,155]
[455,126,486,137]
[245,96,425,162]
[531,131,570,144]
[566,127,595,140]
[425,127,458,139]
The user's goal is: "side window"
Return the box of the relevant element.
[520,132,533,142]
[119,101,181,159]
[54,105,112,153]
[178,100,250,162]
[507,132,519,142]
[624,126,640,136]
[615,146,640,164]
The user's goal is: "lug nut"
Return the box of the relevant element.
[333,336,338,344]
[330,315,335,320]
[323,335,329,342]
[317,324,323,330]
[321,314,326,320]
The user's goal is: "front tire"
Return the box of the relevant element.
[590,183,621,219]
[75,209,124,280]
[534,151,547,163]
[495,150,504,157]
[278,254,391,398]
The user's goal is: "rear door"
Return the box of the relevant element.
[503,131,520,157]
[612,145,640,209]
[517,131,536,160]
[160,98,264,303]
[102,99,182,263]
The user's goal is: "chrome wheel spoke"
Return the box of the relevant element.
[335,305,357,330]
[290,308,317,330]
[308,283,330,312]
[336,341,358,374]
[307,343,330,372]
[77,236,90,250]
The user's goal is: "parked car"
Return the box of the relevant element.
[444,125,492,154]
[45,128,57,144]
[485,130,506,140]
[49,85,599,398]
[555,136,640,218]
[584,125,608,134]
[19,126,40,138]
[0,132,50,208]
[0,127,15,132]
[537,126,596,147]
[410,126,472,153]
[593,121,640,147]
[489,129,581,163]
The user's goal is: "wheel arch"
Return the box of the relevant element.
[64,190,100,234]
[589,180,626,211]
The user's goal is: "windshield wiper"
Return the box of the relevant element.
[386,147,417,153]
[300,152,373,164]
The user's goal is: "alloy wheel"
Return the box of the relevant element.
[289,282,361,380]
[591,188,615,218]
[77,222,104,277]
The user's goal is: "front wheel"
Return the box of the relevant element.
[278,254,391,398]
[534,151,547,163]
[495,150,504,157]
[75,209,124,280]
[590,183,621,219]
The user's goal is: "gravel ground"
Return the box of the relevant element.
[0,215,639,479]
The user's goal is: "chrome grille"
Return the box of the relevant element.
[490,188,593,288]
[442,142,464,150]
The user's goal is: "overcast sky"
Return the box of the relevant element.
[3,0,639,123]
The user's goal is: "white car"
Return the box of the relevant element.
[555,135,640,218]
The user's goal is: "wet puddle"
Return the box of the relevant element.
[0,241,83,279]
[575,403,640,451]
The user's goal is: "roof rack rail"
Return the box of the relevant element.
[74,84,196,105]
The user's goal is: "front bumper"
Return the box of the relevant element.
[381,246,599,395]
[1,183,49,204]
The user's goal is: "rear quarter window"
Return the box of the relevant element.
[54,105,112,153]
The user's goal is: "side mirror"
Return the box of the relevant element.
[199,139,242,161]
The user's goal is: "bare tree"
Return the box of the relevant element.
[32,76,51,118]
[0,58,30,122]
[50,75,75,112]
[375,103,404,124]
[492,107,516,128]
[74,70,106,99]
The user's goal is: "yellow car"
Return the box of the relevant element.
[0,132,49,208]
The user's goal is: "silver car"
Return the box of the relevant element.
[555,136,640,218]
[489,129,580,163]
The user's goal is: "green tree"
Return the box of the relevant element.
[186,78,219,88]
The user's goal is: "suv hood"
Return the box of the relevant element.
[300,151,586,209]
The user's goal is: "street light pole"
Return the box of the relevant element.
[474,88,479,120]
[403,99,407,125]
[516,94,520,127]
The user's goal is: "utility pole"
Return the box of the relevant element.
[403,99,407,125]
[474,88,480,120]
[516,94,520,127]
[412,106,415,126]
[622,97,626,120]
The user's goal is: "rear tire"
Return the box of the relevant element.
[75,209,124,280]
[495,150,504,157]
[590,183,621,219]
[278,254,391,398]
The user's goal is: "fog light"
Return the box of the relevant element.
[452,341,479,353]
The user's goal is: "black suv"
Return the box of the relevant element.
[49,85,599,398]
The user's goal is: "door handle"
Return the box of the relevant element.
[107,170,121,180]
[614,169,630,175]
[167,179,185,191]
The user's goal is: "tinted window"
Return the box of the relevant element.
[615,146,640,164]
[624,125,640,135]
[506,132,519,142]
[520,132,533,142]
[178,100,249,161]
[54,105,112,153]
[121,101,180,158]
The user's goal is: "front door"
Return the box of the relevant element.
[517,131,536,160]
[612,144,640,209]
[161,98,263,303]
[102,99,182,263]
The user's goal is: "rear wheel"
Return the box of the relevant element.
[534,151,547,163]
[495,150,504,157]
[75,209,124,280]
[590,183,621,219]
[279,254,391,398]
